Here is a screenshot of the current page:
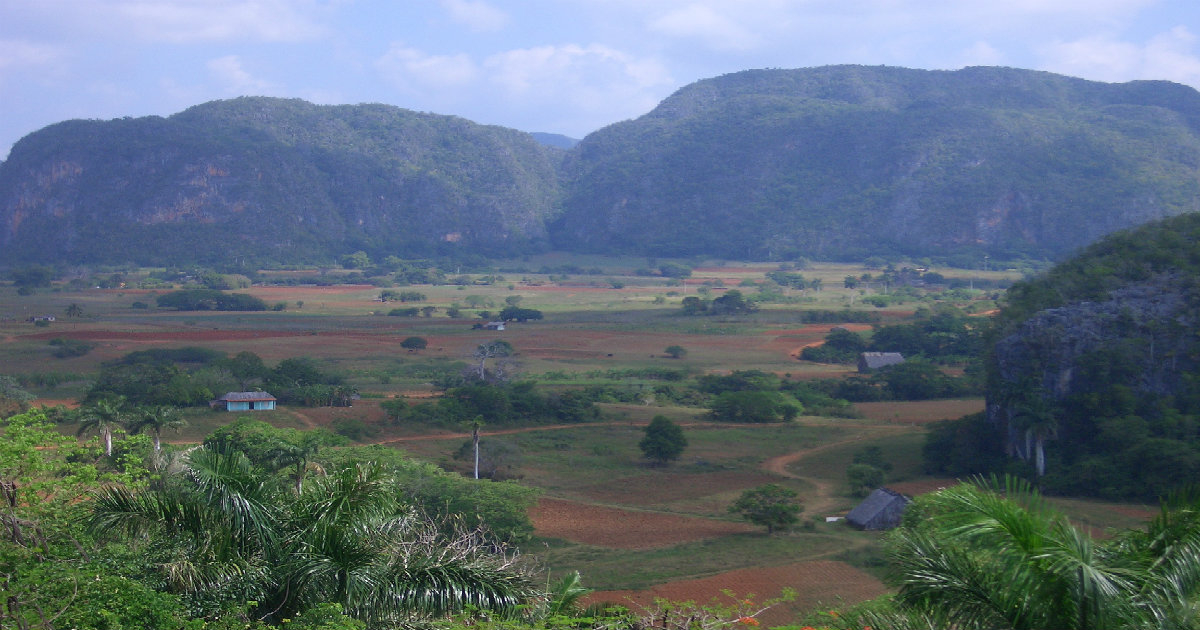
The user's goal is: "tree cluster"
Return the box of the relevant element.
[155,289,268,311]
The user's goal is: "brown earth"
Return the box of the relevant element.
[853,399,985,424]
[585,560,889,627]
[531,498,755,549]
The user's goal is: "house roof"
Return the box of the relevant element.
[859,352,905,370]
[845,487,911,529]
[220,391,277,402]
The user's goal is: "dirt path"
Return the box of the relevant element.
[373,415,913,523]
[760,422,911,515]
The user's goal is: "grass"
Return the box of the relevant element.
[539,529,873,591]
[2,256,1153,611]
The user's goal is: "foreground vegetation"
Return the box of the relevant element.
[3,250,1197,628]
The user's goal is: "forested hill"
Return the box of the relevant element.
[935,212,1200,500]
[3,65,1200,266]
[552,65,1200,261]
[0,98,563,265]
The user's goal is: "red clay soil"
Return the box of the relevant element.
[853,399,985,424]
[531,498,755,549]
[585,560,889,627]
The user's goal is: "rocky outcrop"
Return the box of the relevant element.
[989,272,1200,473]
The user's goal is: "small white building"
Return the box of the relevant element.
[215,391,277,412]
[857,352,904,373]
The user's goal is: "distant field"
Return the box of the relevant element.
[5,257,1148,624]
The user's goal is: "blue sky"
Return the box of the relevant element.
[2,0,1199,158]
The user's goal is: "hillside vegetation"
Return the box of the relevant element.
[0,98,562,266]
[3,66,1200,266]
[928,212,1200,499]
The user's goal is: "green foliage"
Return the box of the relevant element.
[327,446,539,543]
[709,391,796,423]
[156,289,268,311]
[884,476,1200,629]
[499,306,543,321]
[663,345,687,359]
[384,381,601,429]
[9,265,55,288]
[867,306,984,361]
[401,336,429,351]
[657,262,693,278]
[1,97,562,266]
[959,212,1200,499]
[709,289,755,315]
[846,446,892,497]
[846,463,886,497]
[49,336,95,358]
[639,415,687,466]
[0,374,35,416]
[799,327,866,364]
[204,418,345,471]
[728,484,803,534]
[552,66,1200,261]
[86,448,540,626]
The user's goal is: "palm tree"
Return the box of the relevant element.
[268,433,325,494]
[128,405,187,452]
[88,447,539,625]
[886,476,1200,629]
[1012,398,1058,477]
[77,398,127,456]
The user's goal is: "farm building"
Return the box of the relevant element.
[845,487,911,530]
[858,352,904,373]
[214,391,277,412]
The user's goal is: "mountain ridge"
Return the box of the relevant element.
[2,65,1199,266]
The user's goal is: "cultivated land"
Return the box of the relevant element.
[0,258,1150,623]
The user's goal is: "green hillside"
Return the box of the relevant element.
[552,65,1200,261]
[2,66,1200,266]
[0,98,563,265]
[929,211,1200,500]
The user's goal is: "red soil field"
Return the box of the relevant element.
[585,560,889,627]
[571,471,783,506]
[853,399,984,424]
[531,498,755,549]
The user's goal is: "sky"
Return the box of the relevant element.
[2,0,1199,159]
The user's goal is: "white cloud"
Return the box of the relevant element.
[958,41,1007,68]
[440,0,509,32]
[207,55,275,94]
[0,39,65,70]
[648,4,760,51]
[1041,26,1200,87]
[482,44,673,131]
[112,0,326,43]
[484,44,672,94]
[376,44,480,91]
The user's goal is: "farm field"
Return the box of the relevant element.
[0,257,1151,624]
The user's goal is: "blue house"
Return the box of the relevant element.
[216,391,277,412]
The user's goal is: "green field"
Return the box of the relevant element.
[3,257,1152,615]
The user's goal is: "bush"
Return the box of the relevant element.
[48,337,94,358]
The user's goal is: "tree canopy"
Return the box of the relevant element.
[639,415,687,466]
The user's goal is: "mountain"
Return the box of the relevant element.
[934,212,1200,500]
[2,66,1200,266]
[529,132,580,150]
[0,98,562,265]
[551,65,1200,261]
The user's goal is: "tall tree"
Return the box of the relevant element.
[76,397,127,456]
[87,447,538,626]
[128,405,186,452]
[728,484,802,534]
[639,416,687,466]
